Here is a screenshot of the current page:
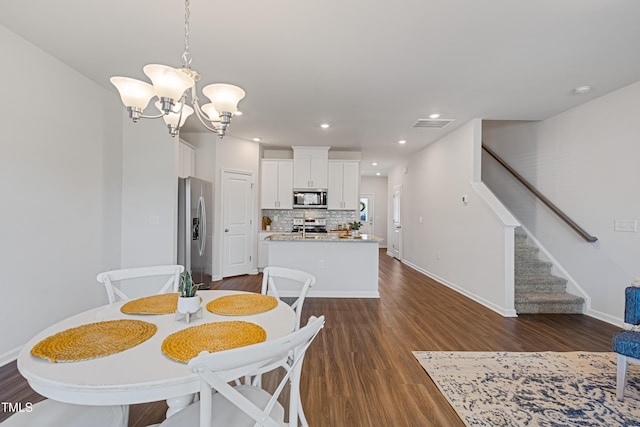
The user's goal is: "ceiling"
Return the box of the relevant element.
[2,0,640,176]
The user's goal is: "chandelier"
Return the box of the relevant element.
[110,0,245,138]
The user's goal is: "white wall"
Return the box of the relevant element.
[118,118,179,299]
[483,81,640,324]
[0,25,123,363]
[361,176,388,246]
[388,120,517,315]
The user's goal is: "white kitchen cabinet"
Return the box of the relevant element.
[260,160,293,209]
[292,147,329,189]
[327,160,360,210]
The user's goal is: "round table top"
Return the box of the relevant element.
[17,290,296,405]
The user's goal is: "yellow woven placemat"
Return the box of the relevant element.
[206,294,278,316]
[121,293,179,315]
[31,320,157,363]
[161,321,266,363]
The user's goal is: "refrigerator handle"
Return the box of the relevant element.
[198,196,206,256]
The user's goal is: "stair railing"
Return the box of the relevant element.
[482,144,597,243]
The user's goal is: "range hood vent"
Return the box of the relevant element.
[413,118,455,129]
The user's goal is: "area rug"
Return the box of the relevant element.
[412,351,640,427]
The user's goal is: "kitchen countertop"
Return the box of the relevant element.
[265,233,383,243]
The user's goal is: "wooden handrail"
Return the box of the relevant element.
[482,144,597,243]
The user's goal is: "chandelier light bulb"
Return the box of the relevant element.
[109,77,155,110]
[202,83,246,114]
[143,64,194,104]
[201,103,221,122]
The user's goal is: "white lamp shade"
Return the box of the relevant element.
[156,102,194,127]
[143,64,194,101]
[202,83,245,114]
[201,103,221,122]
[110,77,155,110]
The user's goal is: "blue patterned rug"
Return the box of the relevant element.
[413,351,640,427]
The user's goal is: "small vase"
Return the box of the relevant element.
[266,225,271,231]
[352,230,360,237]
[177,296,201,314]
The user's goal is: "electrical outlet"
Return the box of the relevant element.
[318,260,325,268]
[436,251,441,260]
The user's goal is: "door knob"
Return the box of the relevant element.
[225,228,229,232]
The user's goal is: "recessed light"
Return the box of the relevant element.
[372,162,378,166]
[252,137,261,142]
[429,113,440,119]
[376,172,381,176]
[573,85,591,95]
[320,123,330,129]
[398,140,407,145]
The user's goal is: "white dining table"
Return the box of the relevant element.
[17,290,296,417]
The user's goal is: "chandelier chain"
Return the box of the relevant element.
[182,0,192,68]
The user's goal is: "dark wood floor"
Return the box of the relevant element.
[0,250,621,426]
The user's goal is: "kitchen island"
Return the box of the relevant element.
[264,233,383,298]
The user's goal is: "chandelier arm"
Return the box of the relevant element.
[192,107,222,133]
[139,112,167,120]
[191,95,220,123]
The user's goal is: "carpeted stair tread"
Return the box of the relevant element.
[515,292,584,303]
[516,275,568,287]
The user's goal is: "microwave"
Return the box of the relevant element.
[293,189,327,209]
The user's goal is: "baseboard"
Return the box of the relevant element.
[212,275,223,282]
[402,260,518,318]
[0,346,20,367]
[586,308,623,328]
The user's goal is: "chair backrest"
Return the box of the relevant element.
[624,286,640,325]
[96,265,184,303]
[188,315,325,427]
[261,266,316,329]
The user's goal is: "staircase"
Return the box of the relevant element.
[514,229,584,314]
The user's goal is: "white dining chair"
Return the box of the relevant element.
[0,399,128,427]
[233,266,317,425]
[157,316,325,427]
[262,266,316,330]
[96,265,185,303]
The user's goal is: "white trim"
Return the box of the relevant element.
[517,223,591,313]
[586,308,624,328]
[472,182,520,227]
[0,346,21,367]
[503,227,516,313]
[402,259,518,318]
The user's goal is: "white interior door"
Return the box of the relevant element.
[222,170,253,277]
[389,185,402,260]
[359,193,374,235]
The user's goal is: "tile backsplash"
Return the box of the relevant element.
[262,209,357,232]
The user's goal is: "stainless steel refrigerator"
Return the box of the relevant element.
[177,177,213,289]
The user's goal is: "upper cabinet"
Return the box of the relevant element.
[327,160,360,210]
[261,159,294,209]
[292,147,329,189]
